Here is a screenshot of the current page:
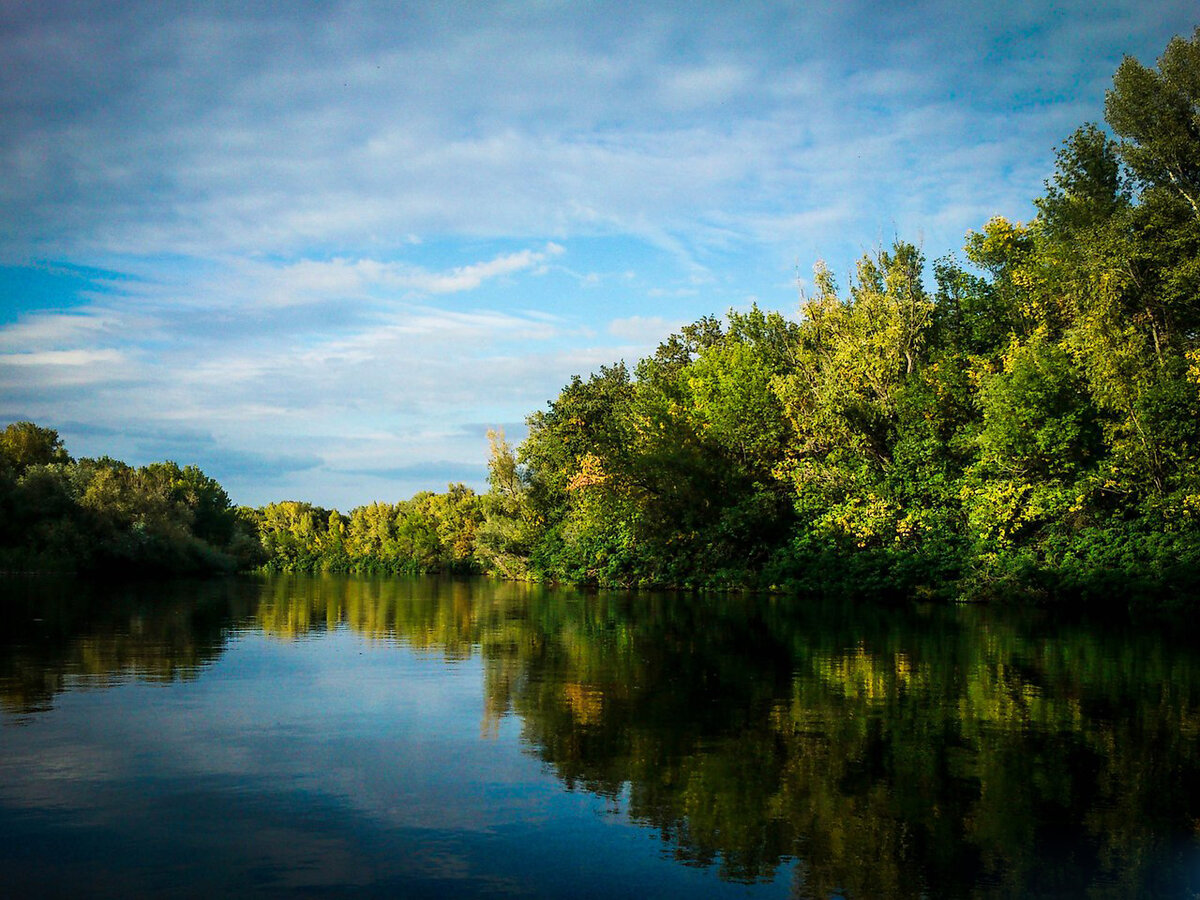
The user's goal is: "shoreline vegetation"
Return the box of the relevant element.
[5,30,1200,605]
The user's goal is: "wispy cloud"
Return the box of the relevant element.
[0,348,125,368]
[207,244,566,309]
[395,244,564,294]
[607,316,679,344]
[8,1,1167,260]
[0,311,128,350]
[0,245,597,505]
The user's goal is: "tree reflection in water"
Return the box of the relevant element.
[4,574,1199,897]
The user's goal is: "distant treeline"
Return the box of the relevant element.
[0,421,258,574]
[5,30,1200,601]
[0,421,485,578]
[247,489,483,576]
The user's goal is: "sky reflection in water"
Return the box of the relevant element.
[1,574,1199,898]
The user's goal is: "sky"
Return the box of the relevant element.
[1,1,1196,509]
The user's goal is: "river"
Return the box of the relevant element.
[1,574,1198,897]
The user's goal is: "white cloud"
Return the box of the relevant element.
[0,348,130,389]
[658,62,752,109]
[397,244,565,294]
[0,1,1118,261]
[607,316,676,344]
[0,312,126,352]
[201,244,567,309]
[0,349,124,367]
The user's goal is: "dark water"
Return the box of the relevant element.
[2,575,1199,898]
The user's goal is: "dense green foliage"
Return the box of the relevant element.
[0,422,256,574]
[472,30,1200,601]
[248,485,483,575]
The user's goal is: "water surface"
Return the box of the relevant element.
[2,575,1198,897]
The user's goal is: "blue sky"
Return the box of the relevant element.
[1,1,1196,509]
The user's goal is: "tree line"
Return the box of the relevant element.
[0,420,484,577]
[3,29,1199,601]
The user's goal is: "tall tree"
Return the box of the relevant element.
[1106,27,1200,218]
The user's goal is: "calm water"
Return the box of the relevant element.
[1,575,1199,898]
